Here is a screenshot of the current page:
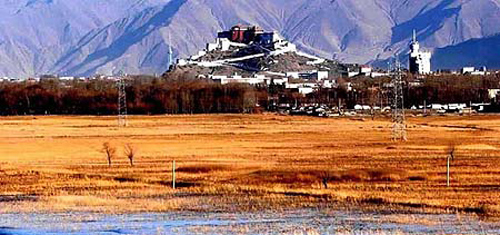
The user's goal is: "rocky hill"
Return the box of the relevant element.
[1,0,500,77]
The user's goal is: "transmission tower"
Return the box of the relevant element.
[391,58,407,141]
[117,73,128,127]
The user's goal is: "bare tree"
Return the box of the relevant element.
[102,142,116,167]
[319,171,332,189]
[124,143,137,167]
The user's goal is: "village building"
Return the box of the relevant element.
[462,66,489,76]
[285,71,329,81]
[210,73,271,85]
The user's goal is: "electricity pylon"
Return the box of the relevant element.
[391,58,407,141]
[117,72,128,127]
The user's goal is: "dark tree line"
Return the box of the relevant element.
[0,73,499,116]
[330,74,500,108]
[0,77,267,115]
[406,74,500,106]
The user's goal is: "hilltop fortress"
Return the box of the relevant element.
[177,24,302,67]
[170,24,349,94]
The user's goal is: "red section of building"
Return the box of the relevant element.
[230,25,247,43]
[226,25,264,44]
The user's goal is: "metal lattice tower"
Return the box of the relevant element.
[391,59,407,141]
[117,73,128,127]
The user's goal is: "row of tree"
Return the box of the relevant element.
[0,73,499,115]
[0,77,266,115]
[332,74,500,108]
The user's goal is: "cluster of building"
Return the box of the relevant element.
[0,77,26,82]
[0,75,122,83]
[408,30,495,76]
[343,65,390,78]
[206,70,334,94]
[434,66,493,76]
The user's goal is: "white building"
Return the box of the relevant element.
[409,30,432,74]
[462,67,475,74]
[322,79,336,88]
[370,71,390,78]
[360,65,372,74]
[206,38,235,52]
[462,66,489,76]
[210,73,270,85]
[488,89,500,100]
[286,82,317,95]
[285,71,328,80]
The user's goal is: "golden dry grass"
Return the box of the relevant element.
[0,114,499,215]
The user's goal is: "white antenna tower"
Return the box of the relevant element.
[391,58,407,141]
[168,32,173,70]
[117,71,128,127]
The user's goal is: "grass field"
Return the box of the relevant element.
[0,114,499,216]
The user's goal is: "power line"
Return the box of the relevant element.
[391,58,407,141]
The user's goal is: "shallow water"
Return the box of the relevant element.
[0,209,499,234]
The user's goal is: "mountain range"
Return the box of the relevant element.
[1,0,499,77]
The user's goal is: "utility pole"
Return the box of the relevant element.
[338,99,342,116]
[424,100,427,116]
[447,156,451,187]
[379,81,383,110]
[446,144,455,187]
[391,58,407,141]
[469,101,472,117]
[172,160,176,189]
[117,72,128,128]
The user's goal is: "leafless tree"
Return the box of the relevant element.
[102,142,116,167]
[319,171,332,189]
[124,143,137,167]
